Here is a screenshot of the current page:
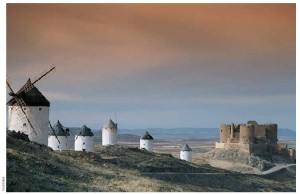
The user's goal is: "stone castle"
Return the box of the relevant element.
[216,120,295,161]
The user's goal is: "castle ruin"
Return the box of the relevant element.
[216,120,295,161]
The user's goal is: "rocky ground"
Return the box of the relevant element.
[201,148,294,173]
[6,131,296,192]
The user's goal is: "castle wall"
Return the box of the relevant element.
[102,128,117,145]
[75,136,94,152]
[140,139,153,152]
[215,143,268,154]
[239,125,255,144]
[215,142,225,149]
[266,124,278,144]
[180,150,192,162]
[8,106,49,145]
[220,124,231,143]
[48,136,69,151]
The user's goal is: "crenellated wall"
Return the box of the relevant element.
[219,121,279,146]
[217,121,292,157]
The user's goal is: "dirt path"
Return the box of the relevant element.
[254,163,296,175]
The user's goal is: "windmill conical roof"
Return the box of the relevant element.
[77,125,94,136]
[49,120,70,136]
[102,119,117,129]
[181,144,192,151]
[7,79,50,107]
[141,131,154,140]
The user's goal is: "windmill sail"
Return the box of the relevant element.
[6,66,55,145]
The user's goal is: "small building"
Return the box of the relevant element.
[180,144,192,162]
[140,131,154,152]
[48,120,70,151]
[75,125,94,152]
[102,119,117,146]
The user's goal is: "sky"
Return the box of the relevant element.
[6,3,296,130]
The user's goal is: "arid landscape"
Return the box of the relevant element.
[7,126,296,192]
[7,130,296,192]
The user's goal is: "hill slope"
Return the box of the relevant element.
[6,131,295,192]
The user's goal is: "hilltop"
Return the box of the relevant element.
[7,131,295,192]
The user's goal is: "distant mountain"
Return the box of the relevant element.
[67,127,295,141]
[278,128,296,140]
[118,128,219,140]
[118,128,296,140]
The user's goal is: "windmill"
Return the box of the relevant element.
[6,66,55,145]
[74,125,94,152]
[48,120,70,151]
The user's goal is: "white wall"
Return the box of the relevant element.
[140,139,153,152]
[48,136,69,151]
[75,136,94,152]
[102,128,117,145]
[8,106,49,145]
[180,150,192,162]
[215,142,225,149]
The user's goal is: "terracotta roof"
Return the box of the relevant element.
[7,79,50,107]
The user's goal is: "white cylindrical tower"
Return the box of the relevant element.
[140,131,154,152]
[48,120,70,151]
[75,125,94,152]
[102,119,117,146]
[7,79,50,145]
[180,144,192,162]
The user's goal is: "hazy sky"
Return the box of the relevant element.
[7,4,295,130]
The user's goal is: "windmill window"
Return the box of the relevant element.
[23,123,26,126]
[23,108,26,110]
[83,142,85,145]
[57,146,59,148]
[39,108,42,111]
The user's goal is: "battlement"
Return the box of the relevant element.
[219,121,277,145]
[217,121,295,161]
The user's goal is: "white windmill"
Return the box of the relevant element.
[48,120,70,151]
[75,125,94,152]
[101,119,118,146]
[140,131,154,152]
[180,144,192,162]
[6,66,55,145]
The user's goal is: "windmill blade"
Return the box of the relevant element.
[23,81,35,94]
[70,129,79,141]
[32,66,56,85]
[49,121,60,144]
[6,79,15,94]
[19,66,56,94]
[62,127,70,146]
[14,98,39,135]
